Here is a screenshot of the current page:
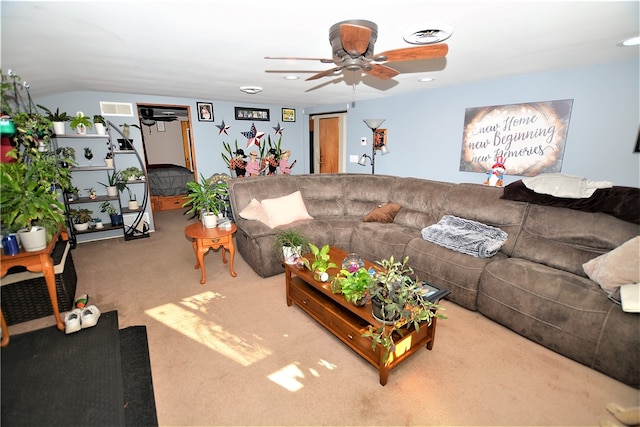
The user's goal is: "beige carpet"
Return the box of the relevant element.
[8,209,639,426]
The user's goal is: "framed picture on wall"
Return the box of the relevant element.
[235,107,270,121]
[282,108,296,122]
[197,102,214,122]
[374,128,387,150]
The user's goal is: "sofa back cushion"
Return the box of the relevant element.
[393,178,452,230]
[512,204,640,277]
[344,175,396,217]
[228,175,300,219]
[443,184,528,256]
[296,174,347,217]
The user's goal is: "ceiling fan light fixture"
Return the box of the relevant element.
[403,23,453,45]
[141,118,156,126]
[619,35,640,47]
[239,85,263,94]
[419,77,435,82]
[283,75,300,80]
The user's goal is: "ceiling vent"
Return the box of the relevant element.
[403,23,453,45]
[99,101,134,116]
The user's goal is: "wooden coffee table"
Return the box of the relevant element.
[284,246,438,385]
[185,222,237,284]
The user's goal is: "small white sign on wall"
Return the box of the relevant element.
[157,121,165,132]
[459,99,573,177]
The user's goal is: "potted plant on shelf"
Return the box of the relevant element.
[69,208,93,232]
[118,123,140,149]
[273,229,310,265]
[100,201,122,226]
[301,243,338,282]
[37,105,69,134]
[121,166,143,182]
[363,255,447,360]
[93,114,106,135]
[126,186,139,210]
[104,151,114,168]
[69,111,92,135]
[98,169,124,197]
[55,146,76,168]
[182,173,229,228]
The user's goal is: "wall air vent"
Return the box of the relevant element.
[100,102,134,117]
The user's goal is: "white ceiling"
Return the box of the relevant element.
[2,1,638,108]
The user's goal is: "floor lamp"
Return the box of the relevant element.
[358,119,389,174]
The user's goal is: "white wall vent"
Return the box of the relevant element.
[100,101,134,117]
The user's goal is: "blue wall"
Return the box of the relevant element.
[38,58,639,193]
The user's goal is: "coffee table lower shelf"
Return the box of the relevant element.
[286,274,437,386]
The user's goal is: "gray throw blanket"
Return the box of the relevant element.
[421,215,508,258]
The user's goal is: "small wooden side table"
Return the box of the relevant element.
[185,222,237,284]
[1,228,68,347]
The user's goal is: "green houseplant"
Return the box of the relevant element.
[302,243,338,282]
[121,166,143,181]
[69,208,93,231]
[37,105,69,134]
[55,146,76,168]
[182,173,229,228]
[69,111,92,135]
[100,201,122,226]
[98,169,125,196]
[273,229,310,265]
[363,255,447,360]
[332,267,374,306]
[93,114,107,135]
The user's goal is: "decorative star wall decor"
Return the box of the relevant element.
[272,122,284,136]
[241,122,265,149]
[216,120,230,135]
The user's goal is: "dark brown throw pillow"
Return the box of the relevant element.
[501,180,640,224]
[364,203,402,223]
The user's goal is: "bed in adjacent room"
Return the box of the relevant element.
[147,164,194,211]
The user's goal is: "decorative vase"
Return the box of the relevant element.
[128,200,139,210]
[106,186,118,197]
[94,123,106,136]
[52,121,65,135]
[73,222,89,232]
[282,246,301,265]
[313,270,329,282]
[76,124,86,135]
[202,213,217,229]
[342,253,364,273]
[110,213,123,226]
[371,295,399,325]
[105,158,114,168]
[17,226,47,252]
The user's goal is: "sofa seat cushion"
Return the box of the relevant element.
[404,237,506,311]
[478,258,639,386]
[350,222,418,267]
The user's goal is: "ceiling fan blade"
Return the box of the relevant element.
[340,23,371,56]
[154,116,177,122]
[365,64,399,80]
[265,56,334,64]
[375,43,448,62]
[306,66,344,81]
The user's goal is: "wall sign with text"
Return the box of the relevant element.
[459,99,573,176]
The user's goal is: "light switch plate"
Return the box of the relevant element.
[349,155,359,163]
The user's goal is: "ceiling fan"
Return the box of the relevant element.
[265,19,448,81]
[139,108,178,126]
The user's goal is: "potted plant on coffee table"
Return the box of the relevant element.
[302,243,338,282]
[273,229,310,265]
[363,255,447,360]
[332,267,374,306]
[182,173,229,228]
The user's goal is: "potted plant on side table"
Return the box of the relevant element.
[182,173,229,229]
[273,229,310,265]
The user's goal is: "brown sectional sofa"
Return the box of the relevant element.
[227,173,639,387]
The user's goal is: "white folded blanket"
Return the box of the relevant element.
[421,215,508,258]
[522,173,613,198]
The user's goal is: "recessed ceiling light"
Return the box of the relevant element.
[283,75,300,80]
[403,22,453,45]
[620,36,640,47]
[419,77,435,82]
[239,86,263,94]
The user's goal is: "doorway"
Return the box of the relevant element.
[310,112,347,173]
[136,103,196,177]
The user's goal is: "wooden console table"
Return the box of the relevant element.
[1,228,68,347]
[284,247,438,385]
[185,222,237,284]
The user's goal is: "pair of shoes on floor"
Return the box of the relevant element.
[603,403,640,427]
[64,305,101,334]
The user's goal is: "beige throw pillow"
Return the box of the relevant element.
[261,191,313,228]
[583,236,640,294]
[238,198,270,227]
